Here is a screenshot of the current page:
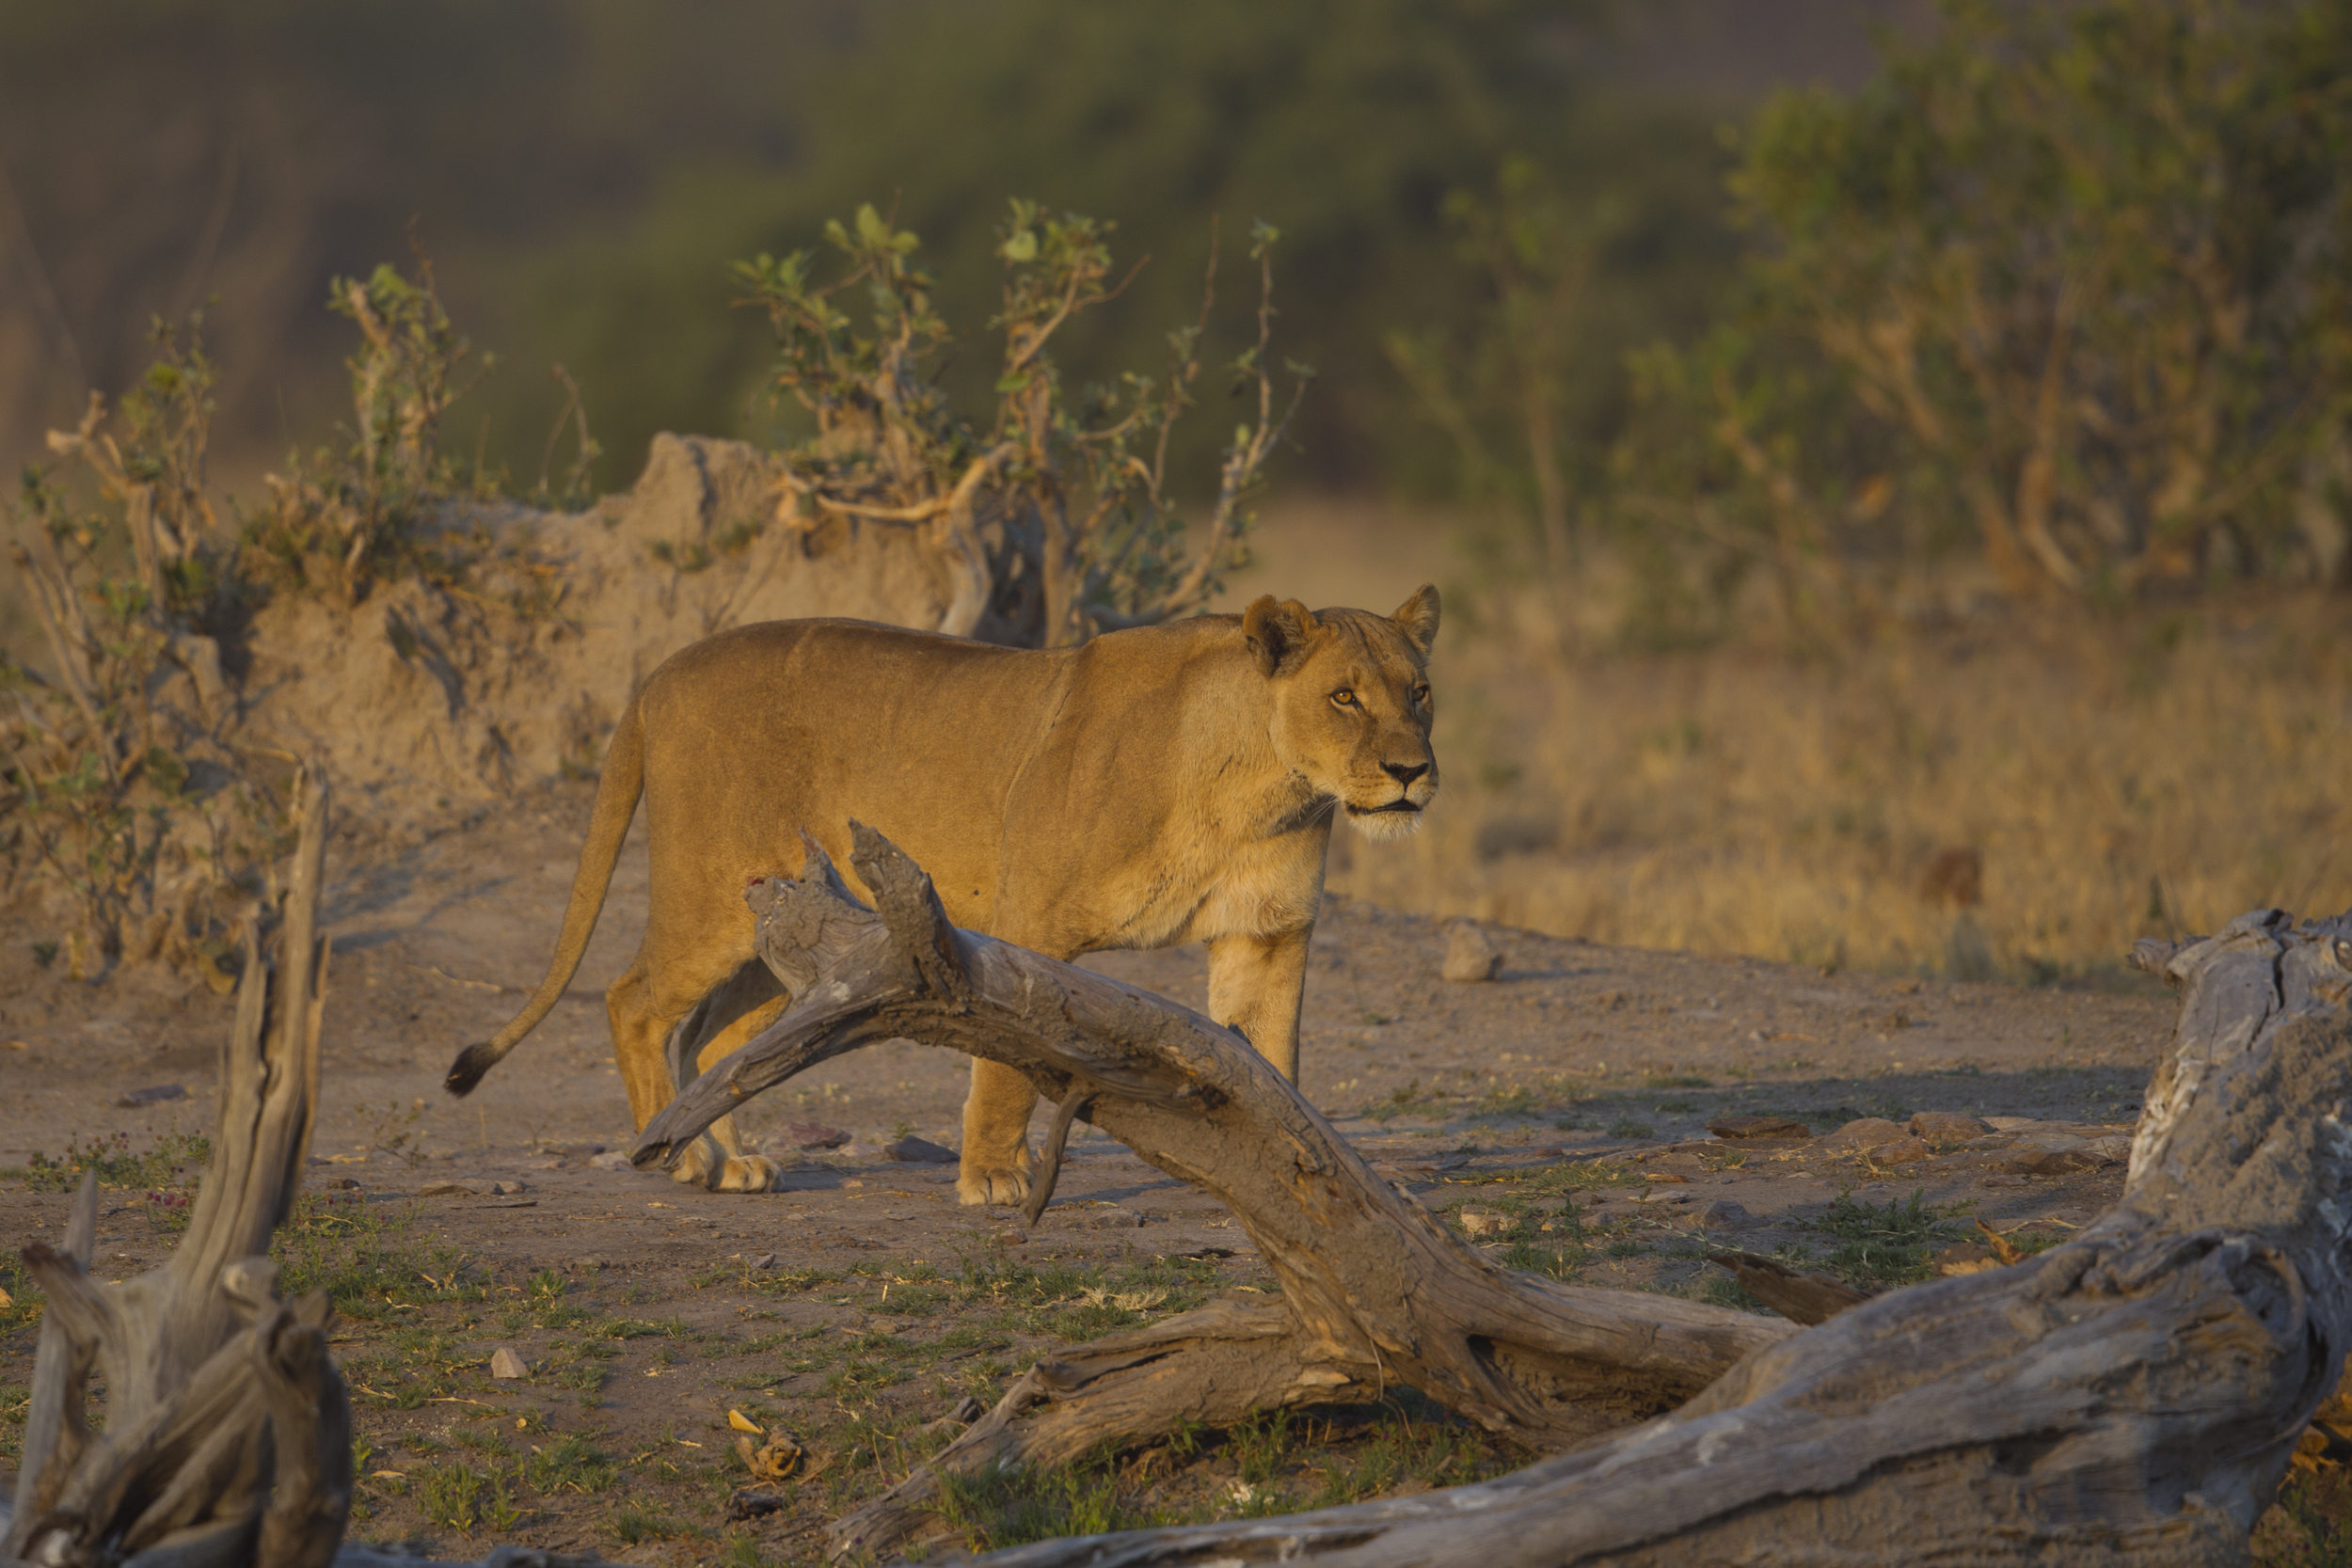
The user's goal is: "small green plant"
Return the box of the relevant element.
[604,1501,687,1546]
[1476,1083,1541,1118]
[415,1461,523,1534]
[525,1433,618,1494]
[936,1450,1164,1550]
[4,317,282,979]
[246,253,504,605]
[1607,1117,1655,1140]
[736,201,1307,648]
[1364,1079,1441,1123]
[8,1131,212,1193]
[1810,1188,1968,1287]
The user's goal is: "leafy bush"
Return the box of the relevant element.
[4,260,584,973]
[1613,0,2352,610]
[737,200,1307,646]
[3,318,283,978]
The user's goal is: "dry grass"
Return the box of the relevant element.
[1329,592,2352,981]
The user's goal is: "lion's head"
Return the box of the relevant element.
[1243,585,1440,842]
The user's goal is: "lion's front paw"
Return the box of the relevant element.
[956,1160,1032,1207]
[672,1135,779,1193]
[713,1153,779,1193]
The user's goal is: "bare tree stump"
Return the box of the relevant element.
[0,774,352,1568]
[905,907,2352,1566]
[629,826,1797,1560]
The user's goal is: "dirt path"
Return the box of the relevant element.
[0,780,2182,1562]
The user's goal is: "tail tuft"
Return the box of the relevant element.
[445,1042,498,1098]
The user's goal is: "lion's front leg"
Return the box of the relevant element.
[957,1057,1037,1206]
[1205,927,1312,1082]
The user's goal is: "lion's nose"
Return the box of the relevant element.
[1382,760,1430,787]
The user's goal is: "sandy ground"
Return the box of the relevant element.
[0,777,2186,1562]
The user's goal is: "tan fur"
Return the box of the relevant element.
[446,588,1440,1203]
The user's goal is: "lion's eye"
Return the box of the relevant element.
[1331,689,1357,707]
[1412,685,1430,705]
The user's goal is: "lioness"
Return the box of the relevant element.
[446,587,1439,1204]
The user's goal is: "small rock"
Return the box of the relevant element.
[116,1084,187,1108]
[751,1253,777,1270]
[324,1176,361,1191]
[1637,1187,1693,1205]
[2001,1132,2098,1175]
[566,1256,610,1274]
[1707,1115,1814,1142]
[1456,1209,1513,1239]
[1820,1117,1907,1151]
[1441,922,1502,983]
[1867,1136,1935,1164]
[490,1180,532,1196]
[1909,1111,1992,1142]
[419,1180,485,1197]
[488,1347,528,1380]
[789,1121,851,1149]
[1982,1116,2043,1132]
[882,1135,957,1164]
[1690,1198,1753,1232]
[587,1151,632,1171]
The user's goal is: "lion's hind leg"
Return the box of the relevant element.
[636,957,791,1194]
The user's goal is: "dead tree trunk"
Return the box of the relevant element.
[629,826,1799,1560]
[0,774,353,1568]
[919,908,2352,1566]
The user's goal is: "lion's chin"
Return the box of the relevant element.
[1343,804,1424,842]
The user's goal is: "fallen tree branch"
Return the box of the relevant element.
[945,907,2352,1565]
[631,826,1795,1560]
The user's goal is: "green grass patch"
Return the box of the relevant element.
[4,1131,213,1193]
[1362,1079,1443,1123]
[526,1433,619,1494]
[938,1449,1182,1550]
[1606,1117,1656,1140]
[414,1460,524,1534]
[1807,1188,1969,1287]
[1474,1083,1542,1118]
[272,1196,485,1322]
[1298,1402,1501,1509]
[606,1500,694,1546]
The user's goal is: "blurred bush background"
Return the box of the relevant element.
[6,0,2350,983]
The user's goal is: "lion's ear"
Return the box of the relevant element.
[1391,584,1440,655]
[1243,595,1317,677]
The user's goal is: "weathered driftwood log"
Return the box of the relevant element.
[0,775,352,1568]
[926,907,2352,1566]
[630,826,1796,1560]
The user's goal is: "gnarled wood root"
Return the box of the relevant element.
[630,826,1796,1560]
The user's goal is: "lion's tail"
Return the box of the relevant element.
[445,698,645,1098]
